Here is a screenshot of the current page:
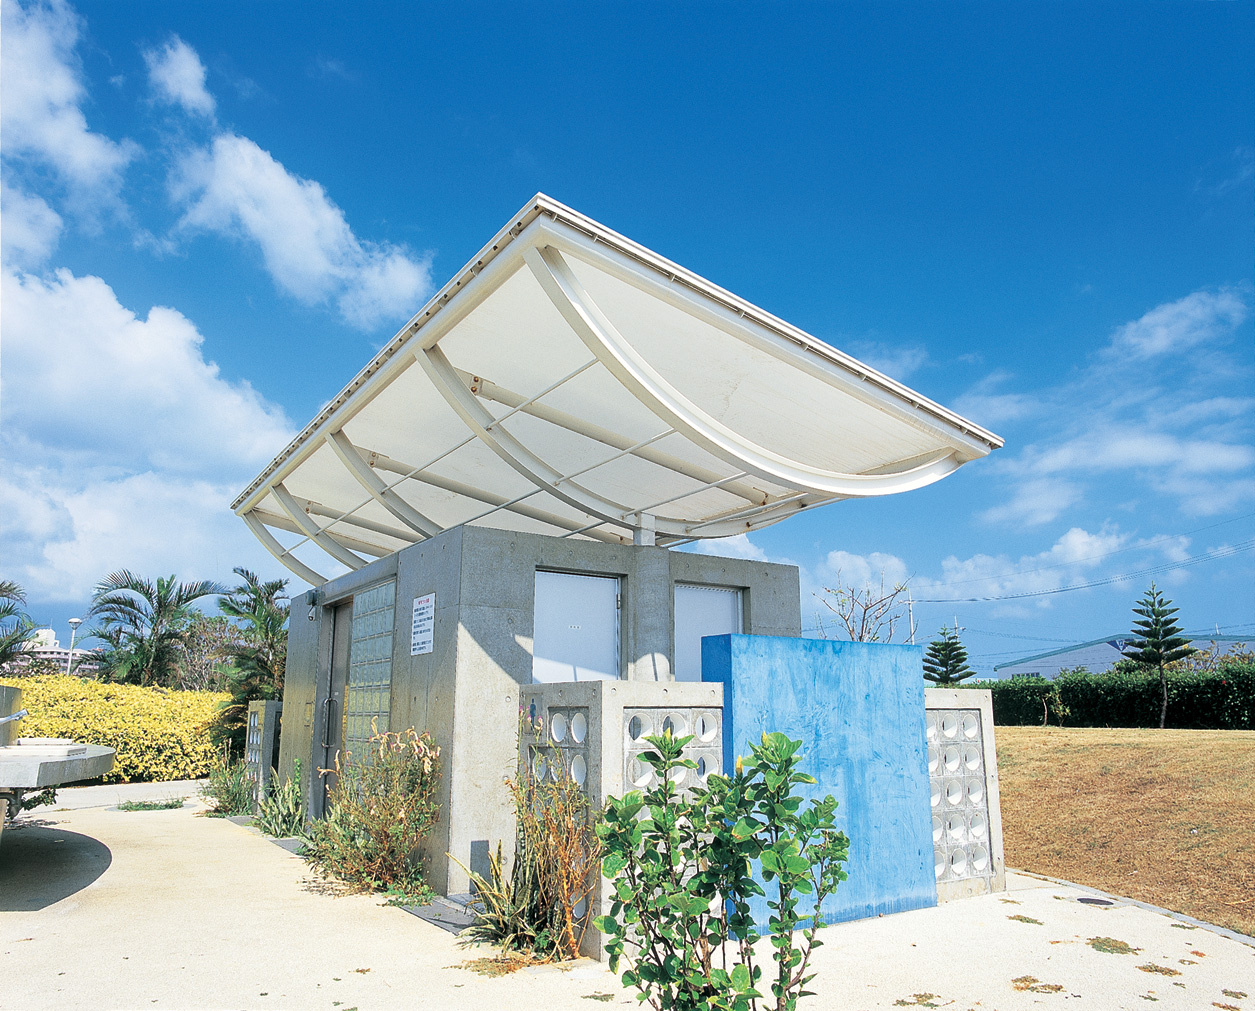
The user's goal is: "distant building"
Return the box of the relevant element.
[2,628,100,675]
[994,634,1249,680]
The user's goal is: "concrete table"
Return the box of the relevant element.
[0,739,116,841]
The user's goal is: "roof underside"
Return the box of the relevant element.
[234,194,1003,586]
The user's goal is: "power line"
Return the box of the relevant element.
[911,538,1255,604]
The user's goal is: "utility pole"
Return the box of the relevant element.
[907,590,916,644]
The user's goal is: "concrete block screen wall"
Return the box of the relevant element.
[701,634,940,929]
[924,688,1006,900]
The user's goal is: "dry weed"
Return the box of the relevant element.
[996,727,1255,936]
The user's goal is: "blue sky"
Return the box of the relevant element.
[3,0,1252,673]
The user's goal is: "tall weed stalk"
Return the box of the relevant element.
[462,721,601,960]
[304,726,440,901]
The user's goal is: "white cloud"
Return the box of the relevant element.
[952,370,1038,427]
[817,549,910,591]
[0,0,136,208]
[1109,287,1247,358]
[0,180,63,265]
[689,533,768,562]
[144,35,215,119]
[973,286,1255,526]
[0,265,296,601]
[847,339,929,381]
[171,133,433,329]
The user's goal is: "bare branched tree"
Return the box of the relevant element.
[815,570,912,642]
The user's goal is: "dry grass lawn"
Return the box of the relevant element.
[995,726,1255,938]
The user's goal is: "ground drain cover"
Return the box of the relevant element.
[1078,896,1114,906]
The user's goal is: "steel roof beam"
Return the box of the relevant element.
[362,448,628,543]
[459,369,770,506]
[241,511,328,586]
[252,508,395,558]
[416,344,693,538]
[524,244,962,499]
[273,483,367,571]
[327,431,441,538]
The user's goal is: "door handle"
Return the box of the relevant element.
[320,696,337,749]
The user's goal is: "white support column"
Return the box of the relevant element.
[633,513,656,547]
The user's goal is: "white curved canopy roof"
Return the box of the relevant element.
[233,194,1002,586]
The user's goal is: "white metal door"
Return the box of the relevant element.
[673,584,742,682]
[532,570,621,683]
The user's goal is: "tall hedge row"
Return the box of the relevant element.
[962,662,1255,729]
[1,674,227,783]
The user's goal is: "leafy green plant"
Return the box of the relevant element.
[596,730,850,1011]
[962,661,1254,729]
[255,759,306,837]
[117,796,185,811]
[3,673,228,782]
[0,579,37,667]
[89,570,225,687]
[304,726,440,902]
[20,787,57,812]
[461,732,601,960]
[209,568,290,756]
[199,749,255,816]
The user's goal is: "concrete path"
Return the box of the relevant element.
[1,786,1252,1011]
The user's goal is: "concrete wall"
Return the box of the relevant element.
[1,685,21,746]
[277,527,802,895]
[702,634,937,930]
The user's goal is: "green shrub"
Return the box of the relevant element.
[304,726,440,902]
[965,661,1255,728]
[2,674,227,782]
[255,759,306,838]
[200,750,255,815]
[597,731,850,1011]
[461,734,601,960]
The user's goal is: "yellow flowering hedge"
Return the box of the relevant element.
[1,674,228,783]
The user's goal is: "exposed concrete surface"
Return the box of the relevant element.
[50,779,203,810]
[2,786,1252,1010]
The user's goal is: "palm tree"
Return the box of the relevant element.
[0,580,38,668]
[88,571,226,687]
[211,568,290,755]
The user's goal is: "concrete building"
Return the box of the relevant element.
[995,633,1250,680]
[237,195,1006,950]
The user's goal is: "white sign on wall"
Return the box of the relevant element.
[411,592,435,656]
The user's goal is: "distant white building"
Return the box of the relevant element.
[994,634,1250,680]
[4,628,100,674]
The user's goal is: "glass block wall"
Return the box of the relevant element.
[345,580,396,758]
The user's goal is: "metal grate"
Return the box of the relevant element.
[345,581,396,756]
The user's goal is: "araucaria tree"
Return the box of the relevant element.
[1122,583,1194,729]
[922,626,975,685]
[89,571,225,686]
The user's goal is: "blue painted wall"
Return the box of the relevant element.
[702,634,937,929]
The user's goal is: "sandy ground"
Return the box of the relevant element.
[1,785,1252,1011]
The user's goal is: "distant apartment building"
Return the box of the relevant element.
[2,628,100,675]
[994,633,1249,680]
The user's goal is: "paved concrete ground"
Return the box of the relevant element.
[1,784,1252,1011]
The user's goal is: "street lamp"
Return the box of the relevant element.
[66,617,83,675]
